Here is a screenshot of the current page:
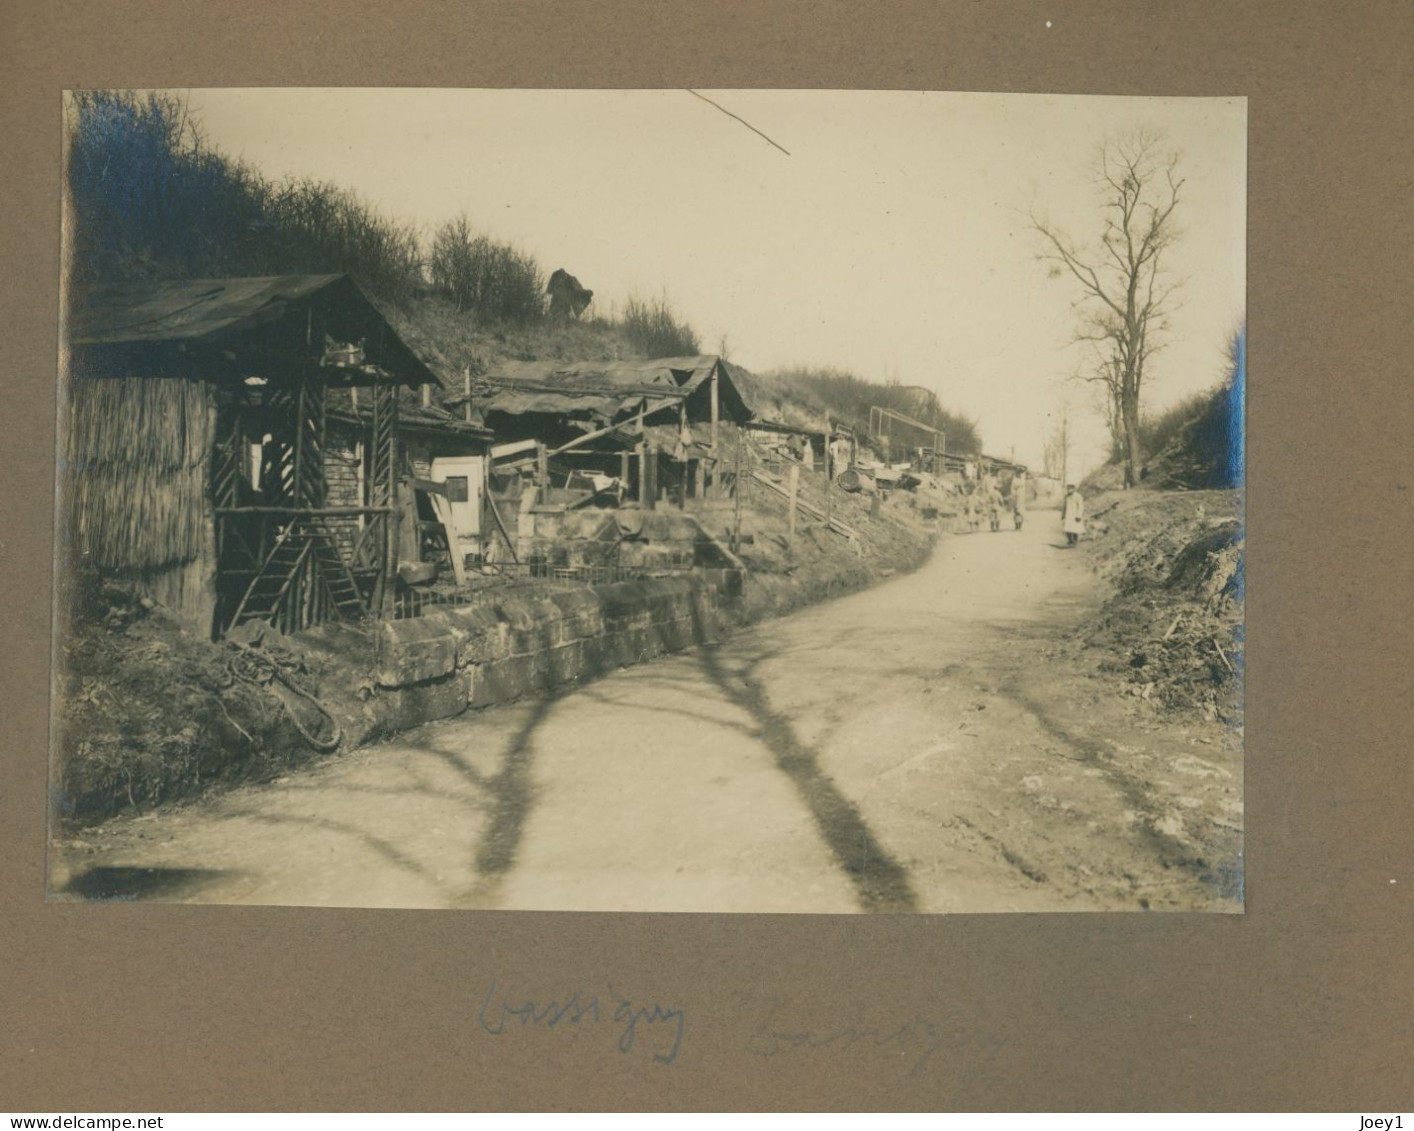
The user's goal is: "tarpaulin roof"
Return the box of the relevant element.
[474,355,753,425]
[328,400,493,444]
[473,387,635,421]
[67,274,439,387]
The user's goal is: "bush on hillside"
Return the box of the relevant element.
[1138,389,1217,459]
[618,295,701,358]
[427,215,546,326]
[66,90,423,304]
[760,367,982,455]
[1138,329,1244,489]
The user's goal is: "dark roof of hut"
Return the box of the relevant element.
[68,274,440,387]
[469,355,754,427]
[328,400,494,445]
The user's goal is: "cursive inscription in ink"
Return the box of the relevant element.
[745,996,1010,1081]
[478,978,686,1066]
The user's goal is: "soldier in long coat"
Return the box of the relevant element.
[1062,484,1085,545]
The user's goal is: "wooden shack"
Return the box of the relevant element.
[325,394,493,579]
[63,274,444,638]
[467,355,755,509]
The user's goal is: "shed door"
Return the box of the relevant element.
[430,456,484,541]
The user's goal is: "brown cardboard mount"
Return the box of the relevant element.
[2,0,1411,1112]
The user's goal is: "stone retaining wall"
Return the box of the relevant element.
[364,577,721,732]
[352,520,935,739]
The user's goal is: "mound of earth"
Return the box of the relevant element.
[1080,488,1244,723]
[53,581,337,822]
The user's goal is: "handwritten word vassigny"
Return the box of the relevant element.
[478,978,686,1065]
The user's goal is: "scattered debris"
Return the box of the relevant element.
[1081,488,1243,723]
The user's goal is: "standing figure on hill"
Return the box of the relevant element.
[1012,472,1026,531]
[547,269,594,320]
[1062,484,1086,546]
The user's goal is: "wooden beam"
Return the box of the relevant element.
[751,470,859,539]
[548,420,631,456]
[477,378,689,399]
[215,506,393,516]
[484,491,519,563]
[491,439,540,460]
[426,492,467,587]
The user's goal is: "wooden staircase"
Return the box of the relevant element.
[230,520,371,633]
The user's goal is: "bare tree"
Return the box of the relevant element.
[1041,408,1069,482]
[1089,353,1126,460]
[1033,129,1184,488]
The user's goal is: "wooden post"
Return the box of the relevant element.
[787,463,799,549]
[463,368,473,423]
[619,450,631,501]
[709,367,720,495]
[421,383,432,409]
[292,381,306,506]
[380,464,400,619]
[354,440,366,531]
[637,442,649,508]
[710,367,720,452]
[396,478,419,561]
[198,386,220,640]
[732,438,744,553]
[536,442,549,504]
[824,423,833,533]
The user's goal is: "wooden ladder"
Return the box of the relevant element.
[305,521,371,621]
[229,525,311,630]
[229,520,370,632]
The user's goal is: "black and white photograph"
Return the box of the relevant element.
[49,88,1246,913]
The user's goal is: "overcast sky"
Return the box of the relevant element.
[181,89,1245,474]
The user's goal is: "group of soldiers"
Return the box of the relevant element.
[960,474,1025,534]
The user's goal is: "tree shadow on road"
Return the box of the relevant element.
[392,678,567,908]
[688,624,919,914]
[466,691,560,886]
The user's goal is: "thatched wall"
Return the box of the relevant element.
[63,375,218,633]
[65,376,214,570]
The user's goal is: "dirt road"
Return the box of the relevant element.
[53,515,1243,913]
